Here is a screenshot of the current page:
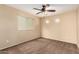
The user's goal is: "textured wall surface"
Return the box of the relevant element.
[0,5,41,50]
[42,10,77,44]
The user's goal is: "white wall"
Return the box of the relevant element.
[42,10,77,44]
[0,5,41,50]
[77,8,79,47]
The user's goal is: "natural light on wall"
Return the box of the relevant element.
[54,18,60,23]
[45,20,50,24]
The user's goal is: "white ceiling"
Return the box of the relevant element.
[6,4,79,17]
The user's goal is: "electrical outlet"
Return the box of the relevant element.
[6,40,9,43]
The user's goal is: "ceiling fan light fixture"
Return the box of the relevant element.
[33,4,56,15]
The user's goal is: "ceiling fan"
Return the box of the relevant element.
[33,4,56,14]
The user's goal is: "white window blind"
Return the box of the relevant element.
[17,16,33,30]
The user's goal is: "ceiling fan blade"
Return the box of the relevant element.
[46,4,50,7]
[47,10,56,12]
[33,8,41,11]
[36,12,42,14]
[42,4,50,7]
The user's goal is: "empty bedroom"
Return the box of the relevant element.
[0,4,79,54]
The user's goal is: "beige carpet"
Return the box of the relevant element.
[1,38,78,54]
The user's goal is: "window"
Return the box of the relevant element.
[17,16,33,30]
